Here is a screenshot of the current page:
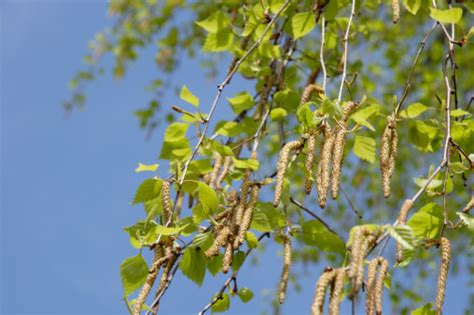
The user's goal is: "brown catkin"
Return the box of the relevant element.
[133,246,166,315]
[222,242,233,274]
[161,180,172,224]
[317,123,335,208]
[274,140,303,207]
[232,170,251,232]
[366,259,379,315]
[300,84,324,105]
[355,235,376,294]
[279,236,292,304]
[204,226,230,258]
[396,199,414,263]
[209,153,223,189]
[216,156,233,189]
[380,115,398,198]
[310,269,337,315]
[331,102,358,200]
[392,0,400,23]
[305,132,317,195]
[436,237,451,315]
[155,250,178,298]
[235,185,260,248]
[374,258,388,315]
[328,268,345,315]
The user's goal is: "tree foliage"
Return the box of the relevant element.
[69,0,473,314]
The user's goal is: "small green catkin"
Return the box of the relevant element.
[317,123,334,208]
[279,236,292,304]
[310,268,337,315]
[436,237,451,315]
[274,140,303,207]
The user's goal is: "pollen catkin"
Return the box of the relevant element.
[235,185,260,248]
[366,259,379,315]
[310,269,337,315]
[204,226,230,258]
[209,153,223,189]
[436,237,451,315]
[328,268,345,315]
[216,156,233,189]
[222,242,233,274]
[392,0,400,23]
[380,115,398,198]
[374,258,388,315]
[331,102,358,200]
[133,246,166,315]
[305,132,317,195]
[155,251,178,298]
[396,199,414,263]
[279,236,292,304]
[274,140,303,207]
[317,123,334,208]
[355,235,376,293]
[232,171,251,231]
[161,180,172,224]
[300,84,324,105]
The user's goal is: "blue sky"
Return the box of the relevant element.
[0,1,471,314]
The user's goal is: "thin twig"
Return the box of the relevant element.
[340,184,363,219]
[320,13,327,93]
[337,0,356,103]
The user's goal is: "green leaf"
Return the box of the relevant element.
[155,224,188,236]
[231,250,246,272]
[214,121,241,137]
[238,287,254,303]
[353,135,376,163]
[413,177,443,190]
[386,224,415,250]
[430,8,463,24]
[211,293,230,313]
[450,109,471,118]
[301,220,346,255]
[449,161,469,174]
[124,221,159,248]
[457,212,474,231]
[202,29,234,52]
[133,178,162,204]
[197,182,218,212]
[120,255,149,296]
[227,92,255,114]
[232,157,259,170]
[134,163,159,173]
[195,11,229,33]
[245,231,259,248]
[399,103,429,119]
[291,12,316,39]
[250,202,286,232]
[179,247,206,286]
[403,0,422,15]
[258,42,281,59]
[270,108,288,121]
[164,122,189,142]
[180,85,199,107]
[207,254,223,276]
[408,203,443,239]
[350,104,380,131]
[411,303,436,315]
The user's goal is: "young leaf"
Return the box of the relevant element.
[232,157,259,170]
[164,122,189,142]
[410,303,436,315]
[154,224,188,236]
[353,135,376,163]
[456,212,474,231]
[238,287,254,303]
[399,103,429,119]
[301,220,346,255]
[120,255,149,296]
[197,182,218,212]
[179,247,206,286]
[291,12,316,39]
[245,231,259,249]
[227,92,255,114]
[430,8,463,24]
[386,224,415,250]
[211,293,230,313]
[195,11,229,33]
[133,178,162,204]
[231,251,246,272]
[408,203,443,239]
[134,163,159,173]
[180,85,199,107]
[207,254,223,276]
[270,108,288,121]
[403,0,422,15]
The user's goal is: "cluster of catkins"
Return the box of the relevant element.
[273,87,359,209]
[134,180,179,315]
[204,152,260,274]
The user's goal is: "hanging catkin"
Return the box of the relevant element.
[274,140,303,207]
[232,170,251,232]
[234,184,260,248]
[279,235,292,304]
[222,242,233,274]
[300,84,324,104]
[380,115,398,198]
[310,268,337,315]
[436,237,451,315]
[331,101,358,200]
[305,131,317,195]
[463,195,474,212]
[204,226,230,258]
[374,258,388,315]
[396,199,414,263]
[216,156,233,189]
[133,246,167,315]
[366,259,379,315]
[155,249,178,298]
[355,235,376,294]
[209,153,223,189]
[161,180,172,224]
[317,123,334,208]
[392,0,400,23]
[328,268,345,315]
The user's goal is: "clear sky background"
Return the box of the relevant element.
[0,1,471,315]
